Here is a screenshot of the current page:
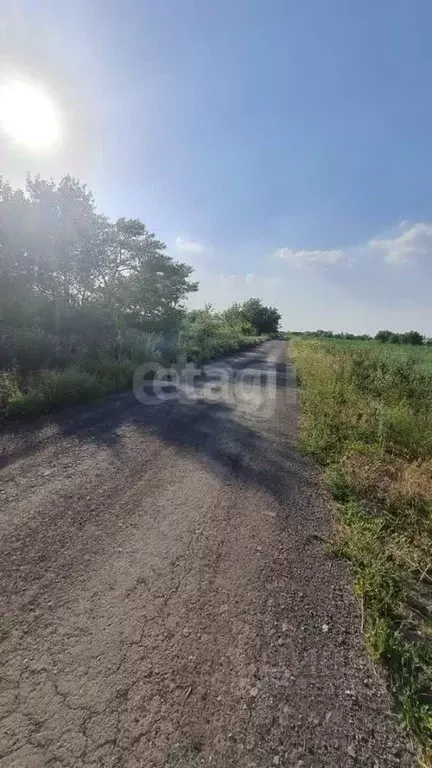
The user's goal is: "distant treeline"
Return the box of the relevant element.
[286,329,432,346]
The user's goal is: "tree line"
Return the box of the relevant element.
[374,329,429,346]
[0,174,198,336]
[288,329,431,345]
[0,174,280,417]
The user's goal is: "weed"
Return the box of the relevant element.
[85,359,136,392]
[1,325,268,421]
[5,367,104,419]
[293,339,432,752]
[35,367,104,407]
[6,388,48,419]
[166,743,202,767]
[0,371,22,411]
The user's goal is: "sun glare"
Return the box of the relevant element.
[0,78,61,151]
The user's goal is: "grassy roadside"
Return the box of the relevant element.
[292,339,432,758]
[0,334,266,421]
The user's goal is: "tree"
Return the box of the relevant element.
[389,333,401,344]
[375,330,392,343]
[0,174,109,323]
[102,250,198,333]
[401,330,424,346]
[0,174,198,336]
[315,329,334,338]
[375,329,424,346]
[236,298,281,335]
[95,217,198,333]
[0,177,36,325]
[24,174,109,305]
[221,303,255,335]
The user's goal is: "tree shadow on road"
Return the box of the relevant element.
[0,352,325,614]
[0,355,315,512]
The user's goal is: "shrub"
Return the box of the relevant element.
[0,312,266,420]
[0,327,61,374]
[35,367,104,407]
[119,329,167,363]
[87,359,136,392]
[6,389,47,419]
[0,371,22,411]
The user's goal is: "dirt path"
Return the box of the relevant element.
[0,342,412,767]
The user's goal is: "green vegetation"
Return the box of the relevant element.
[293,338,432,755]
[288,329,374,341]
[0,174,280,420]
[287,328,432,345]
[375,329,428,346]
[166,743,202,767]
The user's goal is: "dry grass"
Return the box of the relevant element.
[341,453,432,507]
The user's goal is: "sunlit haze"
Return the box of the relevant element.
[0,77,61,151]
[1,0,432,334]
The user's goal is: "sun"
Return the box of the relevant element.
[0,78,61,151]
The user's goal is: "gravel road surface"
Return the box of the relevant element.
[0,341,413,767]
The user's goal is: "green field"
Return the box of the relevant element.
[293,338,432,757]
[319,337,432,372]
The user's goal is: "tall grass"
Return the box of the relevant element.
[293,339,432,756]
[0,324,266,421]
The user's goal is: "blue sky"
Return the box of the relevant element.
[1,0,432,333]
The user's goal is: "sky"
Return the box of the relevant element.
[1,0,432,334]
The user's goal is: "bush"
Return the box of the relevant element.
[35,367,104,408]
[6,389,47,419]
[0,372,22,411]
[0,326,62,374]
[180,311,263,364]
[0,309,267,420]
[1,364,126,421]
[87,359,136,392]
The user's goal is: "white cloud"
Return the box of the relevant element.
[368,222,432,265]
[275,247,348,266]
[175,236,205,254]
[275,221,432,268]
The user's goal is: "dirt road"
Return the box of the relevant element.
[0,342,412,767]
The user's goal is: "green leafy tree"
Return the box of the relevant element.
[375,330,392,343]
[315,329,334,338]
[0,174,109,326]
[23,174,108,305]
[97,218,197,333]
[0,175,198,336]
[1,172,289,416]
[223,298,280,336]
[221,303,255,335]
[389,333,401,344]
[240,298,281,335]
[401,330,424,346]
[0,177,36,325]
